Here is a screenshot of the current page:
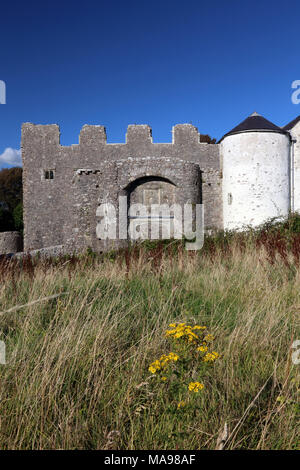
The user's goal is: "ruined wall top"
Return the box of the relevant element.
[22,122,218,147]
[21,122,220,171]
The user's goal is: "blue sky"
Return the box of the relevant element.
[0,0,300,168]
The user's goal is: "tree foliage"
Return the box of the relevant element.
[0,207,15,232]
[0,167,23,232]
[13,202,24,233]
[0,167,23,211]
[200,134,217,144]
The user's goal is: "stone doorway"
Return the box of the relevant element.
[128,176,177,240]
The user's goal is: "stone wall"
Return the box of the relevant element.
[0,231,22,254]
[288,121,300,213]
[21,123,222,252]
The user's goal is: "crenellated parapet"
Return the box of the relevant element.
[22,121,220,171]
[22,122,211,149]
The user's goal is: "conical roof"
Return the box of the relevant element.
[219,112,287,142]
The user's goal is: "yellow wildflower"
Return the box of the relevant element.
[168,352,179,361]
[204,334,214,342]
[197,345,208,352]
[173,332,184,338]
[148,352,179,374]
[148,359,161,373]
[188,382,204,392]
[177,401,186,409]
[203,351,220,362]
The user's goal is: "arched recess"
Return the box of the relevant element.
[127,175,176,207]
[125,175,178,240]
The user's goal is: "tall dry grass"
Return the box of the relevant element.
[0,231,299,449]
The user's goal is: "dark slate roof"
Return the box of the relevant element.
[282,115,300,131]
[219,112,287,142]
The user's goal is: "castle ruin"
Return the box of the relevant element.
[20,112,300,254]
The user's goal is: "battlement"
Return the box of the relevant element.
[22,122,210,147]
[79,125,107,146]
[22,122,60,145]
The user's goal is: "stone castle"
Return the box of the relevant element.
[19,112,300,254]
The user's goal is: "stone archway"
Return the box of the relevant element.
[127,176,177,240]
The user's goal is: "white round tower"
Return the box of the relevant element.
[220,112,290,231]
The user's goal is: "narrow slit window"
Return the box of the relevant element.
[228,193,233,205]
[44,170,55,180]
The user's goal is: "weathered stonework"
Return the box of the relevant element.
[0,231,22,254]
[21,123,222,252]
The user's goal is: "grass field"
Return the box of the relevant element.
[0,220,299,450]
